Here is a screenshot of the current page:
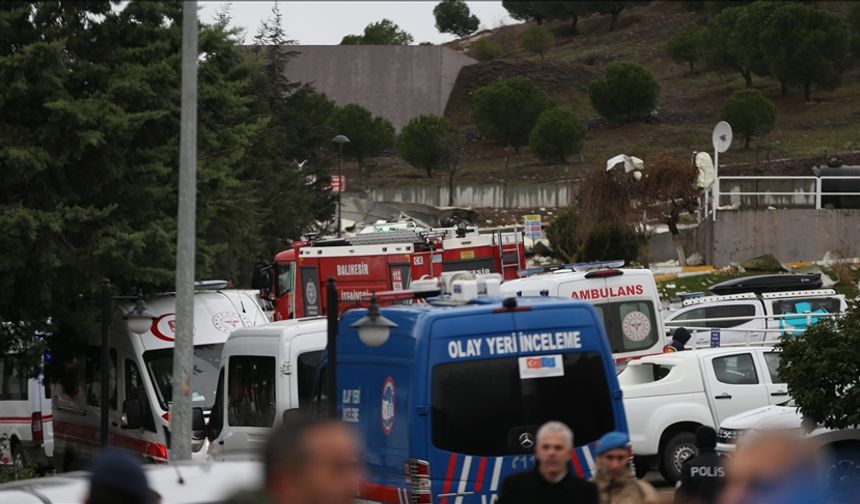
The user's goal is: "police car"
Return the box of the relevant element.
[329,272,628,503]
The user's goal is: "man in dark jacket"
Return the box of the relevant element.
[670,327,692,352]
[675,426,725,504]
[497,421,599,504]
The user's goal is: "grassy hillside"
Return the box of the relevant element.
[347,1,860,190]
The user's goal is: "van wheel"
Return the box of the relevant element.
[11,440,26,479]
[660,432,697,483]
[62,449,78,473]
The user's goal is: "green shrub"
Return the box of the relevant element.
[528,107,586,163]
[588,62,660,124]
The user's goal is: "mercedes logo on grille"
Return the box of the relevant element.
[518,432,535,449]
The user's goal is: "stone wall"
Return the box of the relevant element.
[284,45,475,130]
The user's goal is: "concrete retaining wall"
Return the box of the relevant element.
[709,209,860,267]
[284,46,475,130]
[367,182,576,208]
[645,209,860,266]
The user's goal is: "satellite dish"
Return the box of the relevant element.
[712,121,733,153]
[695,152,715,188]
[606,154,644,173]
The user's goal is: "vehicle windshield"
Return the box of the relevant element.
[593,300,660,353]
[275,263,293,297]
[431,352,615,456]
[144,344,223,411]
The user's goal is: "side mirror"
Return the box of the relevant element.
[283,408,303,424]
[122,399,143,430]
[192,407,205,433]
[260,289,271,301]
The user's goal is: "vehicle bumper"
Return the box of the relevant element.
[716,441,737,455]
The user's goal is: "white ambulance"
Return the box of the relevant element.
[206,318,327,461]
[0,361,52,475]
[51,288,268,471]
[500,262,668,364]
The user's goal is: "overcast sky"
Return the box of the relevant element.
[198,1,516,45]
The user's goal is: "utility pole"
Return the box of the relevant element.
[170,0,198,462]
[100,279,111,448]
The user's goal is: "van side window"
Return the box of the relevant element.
[713,354,758,385]
[297,351,323,407]
[675,305,756,328]
[228,356,276,427]
[209,368,225,439]
[125,360,156,432]
[707,305,755,328]
[763,352,782,383]
[773,297,840,315]
[0,358,27,400]
[85,348,117,409]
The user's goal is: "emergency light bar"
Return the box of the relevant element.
[517,260,626,277]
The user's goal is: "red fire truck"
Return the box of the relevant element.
[263,223,525,320]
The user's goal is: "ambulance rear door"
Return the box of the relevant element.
[558,271,664,359]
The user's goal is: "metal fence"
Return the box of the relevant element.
[709,176,860,215]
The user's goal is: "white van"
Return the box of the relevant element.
[500,263,668,363]
[51,289,267,471]
[664,289,847,347]
[0,360,53,474]
[207,318,327,461]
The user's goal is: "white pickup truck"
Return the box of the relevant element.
[619,347,787,482]
[663,289,846,348]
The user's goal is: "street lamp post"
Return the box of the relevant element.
[332,135,350,238]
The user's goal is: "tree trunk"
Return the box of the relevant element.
[742,69,752,88]
[689,60,694,73]
[804,81,811,101]
[447,167,456,206]
[780,80,788,96]
[673,232,687,267]
[426,167,433,178]
[609,11,620,32]
[570,15,579,35]
[745,135,751,149]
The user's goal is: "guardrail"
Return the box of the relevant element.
[706,175,860,219]
[664,311,840,347]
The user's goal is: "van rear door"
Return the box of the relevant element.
[426,304,623,501]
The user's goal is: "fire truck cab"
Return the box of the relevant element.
[499,262,668,363]
[331,274,628,503]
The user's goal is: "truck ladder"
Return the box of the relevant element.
[497,225,522,273]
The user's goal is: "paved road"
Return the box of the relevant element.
[645,471,676,500]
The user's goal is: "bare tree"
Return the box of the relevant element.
[635,153,700,266]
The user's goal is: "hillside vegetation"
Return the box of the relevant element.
[347,1,860,189]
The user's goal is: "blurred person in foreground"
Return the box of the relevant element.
[669,327,692,352]
[498,421,599,503]
[675,426,725,504]
[227,416,365,504]
[85,448,153,504]
[591,431,659,504]
[719,430,824,504]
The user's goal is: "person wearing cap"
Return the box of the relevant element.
[675,426,724,504]
[497,421,598,504]
[85,448,153,504]
[669,327,692,352]
[591,431,659,504]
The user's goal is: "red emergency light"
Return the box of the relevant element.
[584,269,624,279]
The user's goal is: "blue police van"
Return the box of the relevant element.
[332,277,628,504]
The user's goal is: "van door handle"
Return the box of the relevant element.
[715,393,732,400]
[770,391,788,397]
[438,492,474,498]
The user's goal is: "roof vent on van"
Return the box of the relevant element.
[584,269,624,279]
[195,280,229,290]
